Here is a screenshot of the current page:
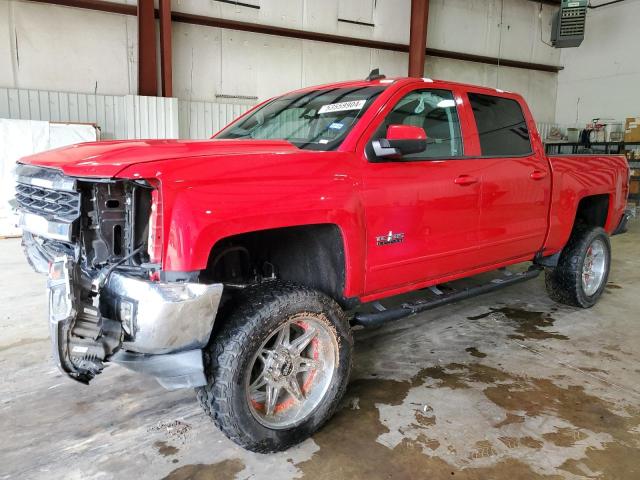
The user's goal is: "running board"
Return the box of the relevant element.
[352,266,542,328]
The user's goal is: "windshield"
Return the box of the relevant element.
[215,86,385,150]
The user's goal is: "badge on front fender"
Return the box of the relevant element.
[376,231,405,246]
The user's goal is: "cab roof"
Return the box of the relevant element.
[290,76,515,97]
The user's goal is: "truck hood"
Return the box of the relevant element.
[18,139,300,177]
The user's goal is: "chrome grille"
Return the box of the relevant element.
[15,183,80,222]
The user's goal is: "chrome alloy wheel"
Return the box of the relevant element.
[582,238,607,296]
[245,314,338,429]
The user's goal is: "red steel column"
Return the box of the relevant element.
[137,0,157,96]
[159,0,172,97]
[408,0,429,77]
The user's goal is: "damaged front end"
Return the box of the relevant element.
[15,164,223,389]
[47,256,121,383]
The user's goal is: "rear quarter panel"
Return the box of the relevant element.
[544,154,629,253]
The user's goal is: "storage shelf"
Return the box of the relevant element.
[544,141,640,155]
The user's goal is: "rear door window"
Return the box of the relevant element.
[468,93,532,156]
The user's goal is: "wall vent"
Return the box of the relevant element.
[551,0,588,48]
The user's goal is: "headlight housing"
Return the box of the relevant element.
[147,182,163,265]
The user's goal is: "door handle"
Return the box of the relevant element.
[454,175,478,186]
[530,170,548,180]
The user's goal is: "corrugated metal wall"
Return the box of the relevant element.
[0,88,181,140]
[1,88,574,144]
[0,87,253,140]
[178,100,252,139]
[536,122,590,142]
[124,95,180,139]
[537,122,560,142]
[0,87,127,139]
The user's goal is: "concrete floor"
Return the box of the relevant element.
[1,223,639,480]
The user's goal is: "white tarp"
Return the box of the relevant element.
[0,119,97,237]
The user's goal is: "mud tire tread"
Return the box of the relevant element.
[196,281,352,453]
[544,225,610,308]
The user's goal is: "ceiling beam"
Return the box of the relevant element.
[526,0,561,6]
[172,10,563,73]
[29,0,564,74]
[31,0,137,15]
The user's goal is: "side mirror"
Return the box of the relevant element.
[371,124,427,160]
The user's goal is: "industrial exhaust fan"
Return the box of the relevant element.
[551,0,588,48]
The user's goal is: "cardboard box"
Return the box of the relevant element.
[625,117,640,142]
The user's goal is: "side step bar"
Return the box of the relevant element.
[353,266,542,328]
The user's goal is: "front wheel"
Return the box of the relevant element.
[196,282,353,452]
[545,225,611,308]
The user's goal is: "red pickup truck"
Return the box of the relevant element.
[15,74,629,452]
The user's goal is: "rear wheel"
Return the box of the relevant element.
[196,282,352,452]
[545,226,611,308]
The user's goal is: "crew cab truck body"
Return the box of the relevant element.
[15,76,630,452]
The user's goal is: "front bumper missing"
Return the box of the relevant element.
[47,257,223,389]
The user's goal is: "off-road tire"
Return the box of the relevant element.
[196,282,353,453]
[544,225,611,308]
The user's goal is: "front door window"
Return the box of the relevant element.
[372,89,463,159]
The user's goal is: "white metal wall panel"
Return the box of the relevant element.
[123,95,179,139]
[537,122,556,142]
[536,122,584,142]
[179,100,252,139]
[0,88,124,138]
[0,88,179,140]
[536,122,580,142]
[0,88,573,143]
[338,0,375,24]
[0,119,98,237]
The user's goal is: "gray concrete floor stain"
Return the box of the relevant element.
[467,306,569,341]
[163,459,245,480]
[1,222,639,479]
[465,347,487,358]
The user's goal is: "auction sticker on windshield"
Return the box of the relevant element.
[318,99,366,114]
